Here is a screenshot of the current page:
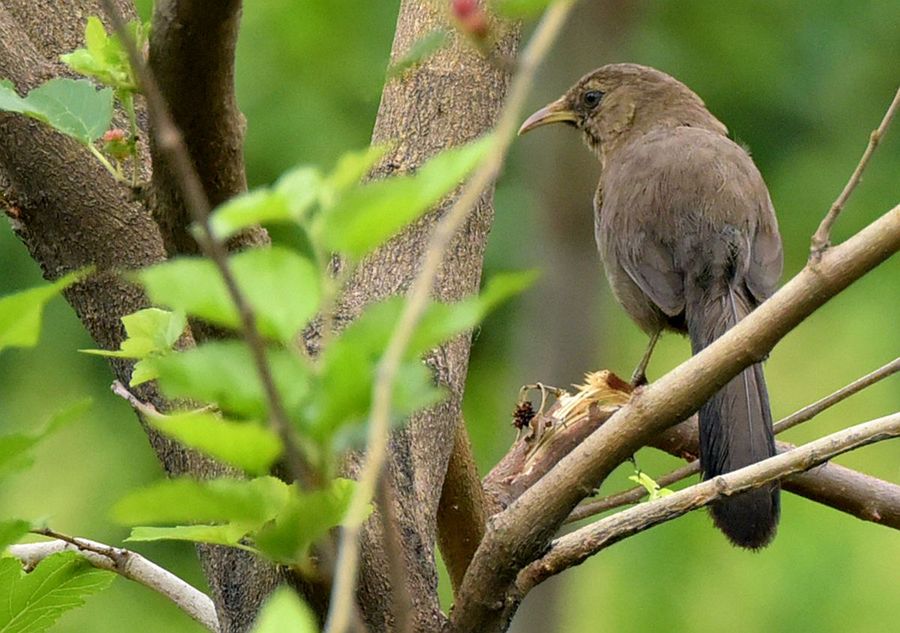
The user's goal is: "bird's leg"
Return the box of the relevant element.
[631,330,661,387]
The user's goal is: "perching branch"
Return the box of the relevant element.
[323,4,576,633]
[10,531,218,633]
[570,356,900,522]
[99,0,311,488]
[518,412,900,592]
[810,85,900,257]
[449,204,899,633]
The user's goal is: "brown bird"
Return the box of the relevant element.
[519,63,783,549]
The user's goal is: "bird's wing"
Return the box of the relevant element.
[745,198,783,302]
[620,231,685,318]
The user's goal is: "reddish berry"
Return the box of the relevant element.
[102,128,127,143]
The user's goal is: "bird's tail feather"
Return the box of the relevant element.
[687,286,779,550]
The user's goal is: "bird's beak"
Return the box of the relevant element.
[518,98,577,135]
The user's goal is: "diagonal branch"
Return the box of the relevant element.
[811,85,900,257]
[10,531,218,632]
[518,413,900,592]
[571,355,900,522]
[449,203,899,633]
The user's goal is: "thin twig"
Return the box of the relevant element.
[774,356,900,434]
[568,356,900,523]
[99,0,311,487]
[519,412,900,592]
[566,460,700,524]
[810,85,900,258]
[322,3,576,632]
[11,530,218,632]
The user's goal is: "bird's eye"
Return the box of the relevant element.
[583,90,603,108]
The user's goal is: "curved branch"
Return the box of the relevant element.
[518,413,900,592]
[449,204,900,633]
[148,0,267,255]
[10,535,219,632]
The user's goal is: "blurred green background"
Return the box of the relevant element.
[1,1,897,632]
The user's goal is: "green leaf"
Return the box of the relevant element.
[126,524,251,549]
[324,145,388,195]
[154,341,310,420]
[84,16,108,57]
[24,79,114,144]
[387,30,448,78]
[81,308,185,360]
[80,308,185,386]
[0,551,114,633]
[209,190,291,242]
[306,270,533,443]
[628,470,674,501]
[0,520,31,553]
[60,16,146,91]
[138,247,320,343]
[147,410,282,475]
[251,587,318,633]
[319,135,491,257]
[493,0,553,19]
[0,270,89,353]
[112,476,289,528]
[0,80,30,114]
[255,479,360,566]
[275,166,324,218]
[0,399,92,480]
[409,270,539,356]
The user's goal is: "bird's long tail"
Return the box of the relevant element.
[687,286,779,549]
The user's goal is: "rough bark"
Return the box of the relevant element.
[331,3,519,631]
[0,3,280,632]
[148,0,267,256]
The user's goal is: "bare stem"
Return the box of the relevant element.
[520,412,900,592]
[322,3,576,632]
[99,0,311,487]
[13,529,218,632]
[775,356,900,434]
[810,85,900,258]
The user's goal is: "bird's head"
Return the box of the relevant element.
[518,63,726,163]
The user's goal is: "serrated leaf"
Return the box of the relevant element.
[494,0,553,19]
[251,587,318,633]
[147,411,282,475]
[319,135,491,257]
[112,476,289,528]
[387,30,448,78]
[24,79,113,144]
[255,479,360,566]
[0,399,92,480]
[0,551,114,633]
[138,247,320,343]
[126,524,251,548]
[0,520,31,553]
[0,270,89,353]
[81,308,185,360]
[154,341,311,420]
